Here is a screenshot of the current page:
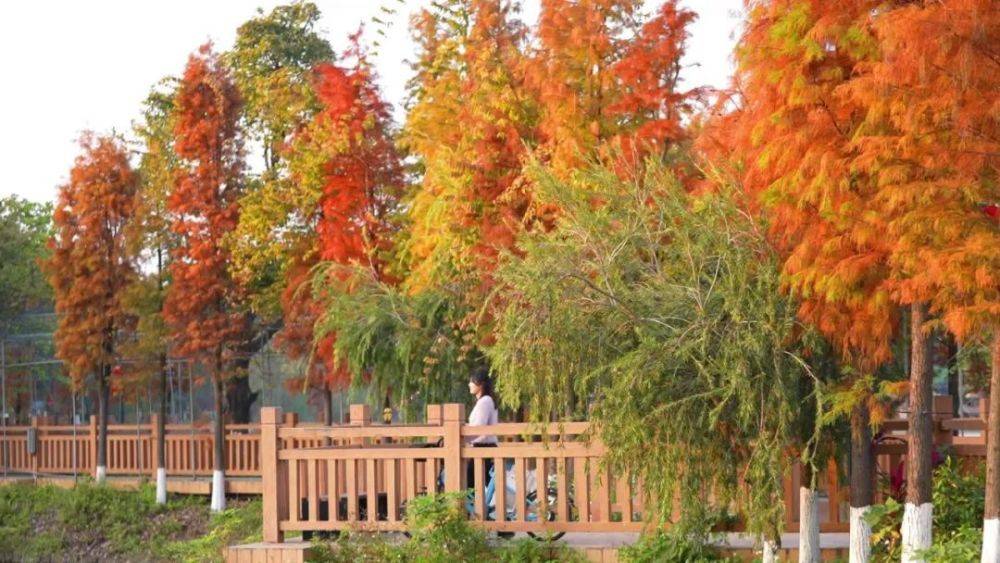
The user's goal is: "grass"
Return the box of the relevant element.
[0,480,260,562]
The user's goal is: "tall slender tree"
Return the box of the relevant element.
[164,44,247,512]
[123,78,178,504]
[226,2,335,422]
[719,1,894,559]
[526,0,641,174]
[844,1,1000,558]
[402,0,535,295]
[279,34,403,419]
[609,0,697,158]
[46,133,138,484]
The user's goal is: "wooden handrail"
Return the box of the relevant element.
[0,395,990,541]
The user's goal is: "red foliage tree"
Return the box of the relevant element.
[163,44,247,510]
[278,37,403,418]
[46,133,138,482]
[610,0,697,157]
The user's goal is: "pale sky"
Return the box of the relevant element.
[0,0,743,204]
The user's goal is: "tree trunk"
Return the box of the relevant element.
[799,375,820,563]
[95,365,110,483]
[981,332,1000,563]
[155,353,167,504]
[902,302,933,562]
[211,354,226,512]
[850,402,874,563]
[799,462,820,563]
[324,388,334,425]
[761,535,779,563]
[944,334,960,416]
[226,371,257,424]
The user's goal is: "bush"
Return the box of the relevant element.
[619,530,738,563]
[867,456,984,562]
[309,493,583,562]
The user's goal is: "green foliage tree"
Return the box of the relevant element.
[486,156,811,541]
[227,1,334,172]
[0,196,52,331]
[123,78,179,503]
[225,2,335,421]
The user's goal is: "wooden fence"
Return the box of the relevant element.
[259,395,988,542]
[0,395,988,540]
[0,414,261,479]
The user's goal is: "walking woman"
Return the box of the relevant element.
[466,366,498,488]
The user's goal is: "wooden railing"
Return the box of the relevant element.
[0,394,988,540]
[260,395,988,541]
[0,414,261,479]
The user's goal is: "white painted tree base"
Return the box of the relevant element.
[210,470,226,512]
[901,502,932,563]
[799,487,820,563]
[761,537,779,563]
[95,465,106,483]
[849,505,872,563]
[155,468,167,504]
[983,518,1000,563]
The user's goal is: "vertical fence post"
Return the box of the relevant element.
[150,413,161,481]
[349,405,369,440]
[29,416,39,478]
[261,407,283,543]
[348,404,370,519]
[442,404,464,494]
[89,415,98,477]
[426,404,442,426]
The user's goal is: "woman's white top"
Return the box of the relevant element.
[467,395,498,444]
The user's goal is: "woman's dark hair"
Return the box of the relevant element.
[469,366,494,399]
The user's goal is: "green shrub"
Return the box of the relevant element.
[308,493,583,562]
[867,456,984,562]
[497,538,586,562]
[619,530,738,563]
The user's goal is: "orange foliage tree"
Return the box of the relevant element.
[46,133,138,482]
[402,0,535,295]
[279,35,403,420]
[526,0,640,173]
[845,0,1000,554]
[716,1,894,557]
[163,44,248,511]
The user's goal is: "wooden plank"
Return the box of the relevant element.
[473,458,484,520]
[556,458,568,523]
[288,460,299,524]
[386,460,398,522]
[346,459,357,521]
[366,459,377,523]
[279,426,446,440]
[307,460,318,522]
[424,458,437,495]
[536,457,548,524]
[514,458,526,523]
[280,448,449,461]
[328,459,339,522]
[495,456,506,523]
[576,457,590,523]
[404,458,416,502]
